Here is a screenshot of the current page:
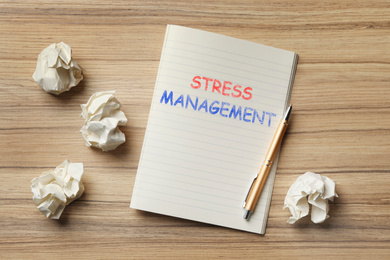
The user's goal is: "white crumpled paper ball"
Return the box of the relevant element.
[80,91,127,151]
[32,42,83,95]
[31,160,85,219]
[283,172,337,224]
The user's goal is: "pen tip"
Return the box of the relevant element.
[243,210,251,220]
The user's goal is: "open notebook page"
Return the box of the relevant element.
[130,25,298,234]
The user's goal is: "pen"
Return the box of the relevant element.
[243,105,292,220]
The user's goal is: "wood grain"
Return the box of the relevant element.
[1,0,389,259]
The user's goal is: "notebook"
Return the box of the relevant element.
[130,25,298,234]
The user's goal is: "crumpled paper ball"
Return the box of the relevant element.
[80,91,127,151]
[31,160,85,219]
[32,42,83,95]
[283,172,337,224]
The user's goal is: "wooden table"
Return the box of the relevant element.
[1,1,389,258]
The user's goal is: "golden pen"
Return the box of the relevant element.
[243,105,292,220]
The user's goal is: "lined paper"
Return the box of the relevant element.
[130,25,298,234]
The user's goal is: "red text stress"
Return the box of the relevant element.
[190,76,253,100]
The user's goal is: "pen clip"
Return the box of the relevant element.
[243,176,257,208]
